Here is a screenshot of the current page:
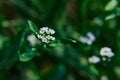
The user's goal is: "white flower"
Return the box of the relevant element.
[93,17,103,26]
[37,27,55,43]
[48,28,55,34]
[41,38,48,43]
[87,32,96,41]
[86,39,93,45]
[27,34,39,46]
[79,36,93,45]
[79,36,88,44]
[101,75,108,80]
[100,47,114,58]
[79,32,96,45]
[88,56,100,64]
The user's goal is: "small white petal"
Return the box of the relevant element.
[37,35,42,39]
[87,32,96,41]
[42,38,48,43]
[40,30,44,34]
[49,29,55,34]
[79,36,88,43]
[88,56,100,63]
[41,27,48,33]
[86,40,93,45]
[40,27,48,31]
[107,52,114,57]
[51,37,55,40]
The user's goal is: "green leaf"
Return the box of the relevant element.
[116,7,120,16]
[105,13,116,20]
[19,50,40,62]
[90,65,99,76]
[105,0,118,11]
[48,40,63,48]
[28,20,39,35]
[46,39,77,48]
[19,53,34,62]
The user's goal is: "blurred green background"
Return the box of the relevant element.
[0,0,120,80]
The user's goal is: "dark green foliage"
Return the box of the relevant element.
[0,0,120,80]
[28,20,39,35]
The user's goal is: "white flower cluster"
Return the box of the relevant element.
[88,47,114,64]
[79,32,96,45]
[100,47,114,61]
[37,27,55,43]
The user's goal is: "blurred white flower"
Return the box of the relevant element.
[100,47,114,58]
[93,17,104,26]
[79,36,88,44]
[101,75,108,80]
[88,56,100,64]
[79,32,96,45]
[87,32,96,41]
[86,39,93,45]
[27,34,39,46]
[37,27,55,43]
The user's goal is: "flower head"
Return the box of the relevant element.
[37,27,55,43]
[87,32,96,41]
[79,32,96,45]
[100,47,114,58]
[88,56,100,64]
